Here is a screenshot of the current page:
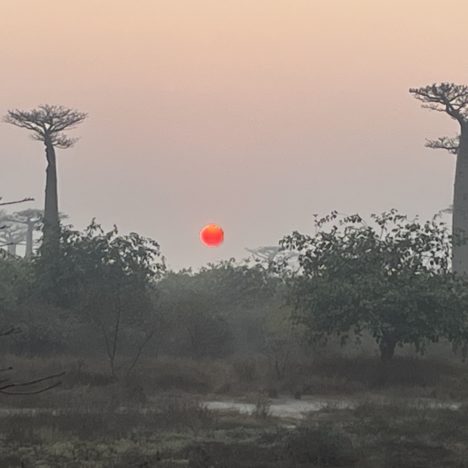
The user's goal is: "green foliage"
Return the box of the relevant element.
[0,251,31,317]
[157,271,234,358]
[156,259,282,358]
[35,220,164,304]
[194,260,284,354]
[33,221,166,374]
[279,210,468,360]
[191,258,276,309]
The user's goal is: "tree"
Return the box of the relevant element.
[39,221,166,377]
[4,105,87,253]
[157,271,234,358]
[194,258,275,308]
[279,211,468,362]
[0,197,36,258]
[410,83,468,274]
[0,209,45,258]
[10,209,43,258]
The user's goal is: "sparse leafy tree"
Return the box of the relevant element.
[40,221,166,377]
[194,259,275,309]
[410,83,468,274]
[4,105,87,254]
[157,271,234,358]
[279,211,468,362]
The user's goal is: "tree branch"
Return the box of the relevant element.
[425,136,460,154]
[4,105,87,149]
[0,198,34,207]
[410,83,468,125]
[0,371,65,395]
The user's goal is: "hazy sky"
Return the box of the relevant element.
[1,0,467,269]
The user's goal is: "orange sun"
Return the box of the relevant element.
[200,224,224,247]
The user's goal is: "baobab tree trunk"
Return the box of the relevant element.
[452,126,468,275]
[43,140,60,253]
[7,243,16,256]
[25,220,34,258]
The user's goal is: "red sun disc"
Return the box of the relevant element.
[200,224,224,247]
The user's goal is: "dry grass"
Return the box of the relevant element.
[3,352,468,408]
[2,386,468,466]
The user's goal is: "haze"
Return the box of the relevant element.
[1,0,467,269]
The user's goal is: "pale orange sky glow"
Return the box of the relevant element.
[1,0,468,268]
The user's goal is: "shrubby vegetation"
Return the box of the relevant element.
[0,220,282,368]
[3,208,468,465]
[1,82,468,464]
[279,210,468,362]
[2,209,468,375]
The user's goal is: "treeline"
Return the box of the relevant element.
[2,81,468,381]
[0,220,285,378]
[2,209,468,380]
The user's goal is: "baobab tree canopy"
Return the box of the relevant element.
[410,84,468,154]
[410,83,468,116]
[4,105,87,149]
[410,83,468,275]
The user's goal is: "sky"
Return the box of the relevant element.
[1,0,467,269]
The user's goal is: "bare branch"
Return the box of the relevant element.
[0,381,62,396]
[0,326,65,396]
[4,105,87,149]
[126,328,157,377]
[0,198,34,207]
[410,83,468,125]
[0,371,65,395]
[425,136,460,154]
[53,135,78,149]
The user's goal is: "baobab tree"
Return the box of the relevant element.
[0,197,64,392]
[4,105,87,253]
[410,83,468,274]
[0,209,46,258]
[10,209,43,258]
[0,221,26,256]
[0,199,33,251]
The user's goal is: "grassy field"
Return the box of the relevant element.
[2,353,468,467]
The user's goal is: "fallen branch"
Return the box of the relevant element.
[0,371,66,395]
